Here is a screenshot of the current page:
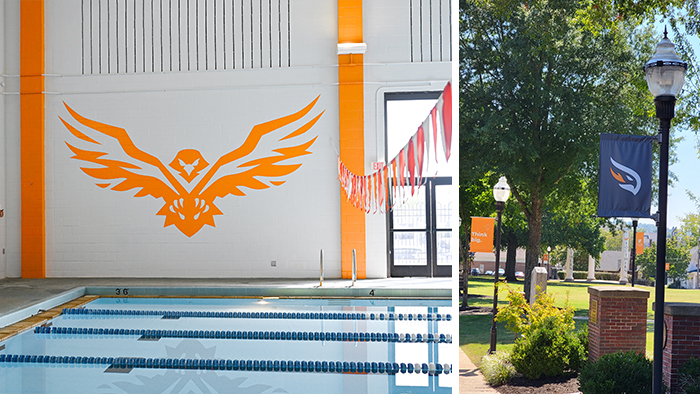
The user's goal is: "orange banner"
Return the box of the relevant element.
[636,232,644,255]
[470,217,495,253]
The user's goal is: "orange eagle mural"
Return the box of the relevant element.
[61,97,324,237]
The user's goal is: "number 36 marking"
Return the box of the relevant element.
[116,288,129,296]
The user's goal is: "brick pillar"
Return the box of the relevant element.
[660,303,700,393]
[587,287,649,362]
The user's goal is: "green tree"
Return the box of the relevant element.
[603,229,623,251]
[637,239,691,283]
[585,1,700,133]
[461,0,657,300]
[678,191,700,248]
[541,185,607,261]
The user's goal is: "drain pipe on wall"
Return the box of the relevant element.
[352,249,357,286]
[319,249,324,287]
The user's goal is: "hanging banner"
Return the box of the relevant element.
[597,133,654,218]
[636,232,645,255]
[337,82,452,214]
[470,217,495,253]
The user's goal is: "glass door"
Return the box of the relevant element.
[389,177,452,277]
[433,179,453,277]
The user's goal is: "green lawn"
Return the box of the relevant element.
[460,276,700,367]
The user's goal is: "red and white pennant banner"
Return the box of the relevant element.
[338,82,452,214]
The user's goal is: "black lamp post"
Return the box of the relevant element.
[631,219,637,287]
[644,28,687,394]
[489,176,510,354]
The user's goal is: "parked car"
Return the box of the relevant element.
[499,268,505,276]
[515,271,525,278]
[485,270,494,275]
[470,268,481,275]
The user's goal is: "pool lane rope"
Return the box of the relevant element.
[34,326,452,343]
[61,308,452,322]
[0,353,451,375]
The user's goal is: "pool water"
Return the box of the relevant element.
[0,297,454,393]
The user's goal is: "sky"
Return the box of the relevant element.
[641,24,700,231]
[663,129,700,229]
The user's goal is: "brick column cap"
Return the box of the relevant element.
[587,286,650,299]
[651,302,700,316]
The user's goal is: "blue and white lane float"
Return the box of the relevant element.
[0,353,452,375]
[61,308,452,322]
[34,326,452,344]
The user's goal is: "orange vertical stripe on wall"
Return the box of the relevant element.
[20,0,46,278]
[338,0,366,279]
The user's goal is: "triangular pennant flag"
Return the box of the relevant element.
[366,175,372,214]
[378,168,384,213]
[367,173,372,213]
[415,130,424,187]
[436,95,446,162]
[421,117,432,175]
[373,171,379,214]
[391,158,399,206]
[441,82,452,161]
[397,148,406,188]
[384,165,391,212]
[407,137,416,196]
[431,107,440,165]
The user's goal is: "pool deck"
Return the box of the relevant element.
[0,277,452,319]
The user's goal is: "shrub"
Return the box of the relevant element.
[578,351,654,394]
[496,285,585,379]
[669,280,682,289]
[556,271,595,280]
[679,357,700,394]
[480,351,517,386]
[595,272,621,281]
[510,320,586,379]
[573,271,588,280]
[576,324,589,361]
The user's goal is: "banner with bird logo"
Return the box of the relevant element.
[597,133,654,218]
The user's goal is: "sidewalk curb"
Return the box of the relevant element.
[459,348,500,393]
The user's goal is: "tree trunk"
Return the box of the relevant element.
[524,197,544,303]
[505,230,518,281]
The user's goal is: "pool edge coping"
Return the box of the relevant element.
[0,286,451,339]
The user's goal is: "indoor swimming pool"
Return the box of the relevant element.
[0,296,454,393]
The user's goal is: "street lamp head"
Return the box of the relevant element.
[644,28,687,98]
[493,176,511,203]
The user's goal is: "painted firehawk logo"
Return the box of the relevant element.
[61,97,323,237]
[102,340,282,394]
[609,157,641,196]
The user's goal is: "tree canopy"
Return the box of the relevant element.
[637,238,691,284]
[461,0,661,300]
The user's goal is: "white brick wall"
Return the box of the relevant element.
[1,0,451,279]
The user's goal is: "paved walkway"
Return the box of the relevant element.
[459,348,499,393]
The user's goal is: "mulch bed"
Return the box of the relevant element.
[494,374,580,394]
[459,305,493,314]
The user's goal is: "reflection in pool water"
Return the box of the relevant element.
[0,297,454,393]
